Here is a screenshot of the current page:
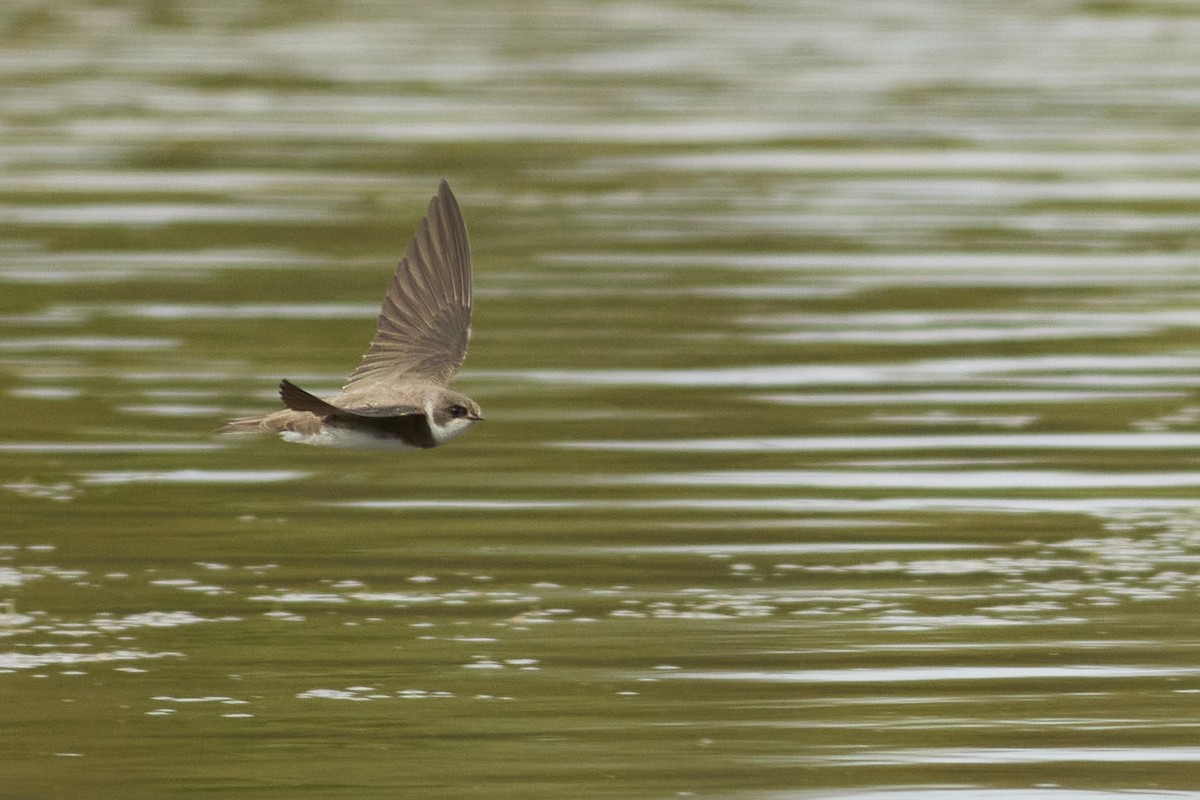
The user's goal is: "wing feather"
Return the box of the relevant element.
[343,180,472,390]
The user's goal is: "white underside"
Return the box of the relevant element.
[278,416,475,450]
[279,428,421,450]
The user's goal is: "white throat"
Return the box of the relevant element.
[429,416,474,445]
[424,398,475,445]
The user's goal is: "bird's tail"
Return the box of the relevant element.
[216,416,266,434]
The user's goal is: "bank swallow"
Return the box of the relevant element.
[219,180,483,449]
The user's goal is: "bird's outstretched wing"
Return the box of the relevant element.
[342,180,472,391]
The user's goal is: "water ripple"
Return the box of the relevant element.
[0,442,223,453]
[616,470,1200,490]
[78,470,307,485]
[557,433,1200,452]
[664,665,1200,684]
[825,746,1200,766]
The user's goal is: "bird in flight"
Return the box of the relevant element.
[219,180,483,449]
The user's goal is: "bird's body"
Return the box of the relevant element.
[219,181,483,449]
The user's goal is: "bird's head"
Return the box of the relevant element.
[428,389,484,443]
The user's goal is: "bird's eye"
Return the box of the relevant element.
[448,404,467,418]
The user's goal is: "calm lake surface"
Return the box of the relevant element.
[5,2,1200,798]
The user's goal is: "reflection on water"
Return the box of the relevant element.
[510,359,1200,389]
[0,442,223,452]
[826,747,1200,765]
[621,470,1200,489]
[786,792,1197,800]
[549,252,1200,282]
[0,648,184,671]
[77,469,307,484]
[559,433,1200,451]
[6,0,1200,798]
[666,665,1200,684]
[0,250,321,284]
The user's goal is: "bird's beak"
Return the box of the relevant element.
[469,414,484,422]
